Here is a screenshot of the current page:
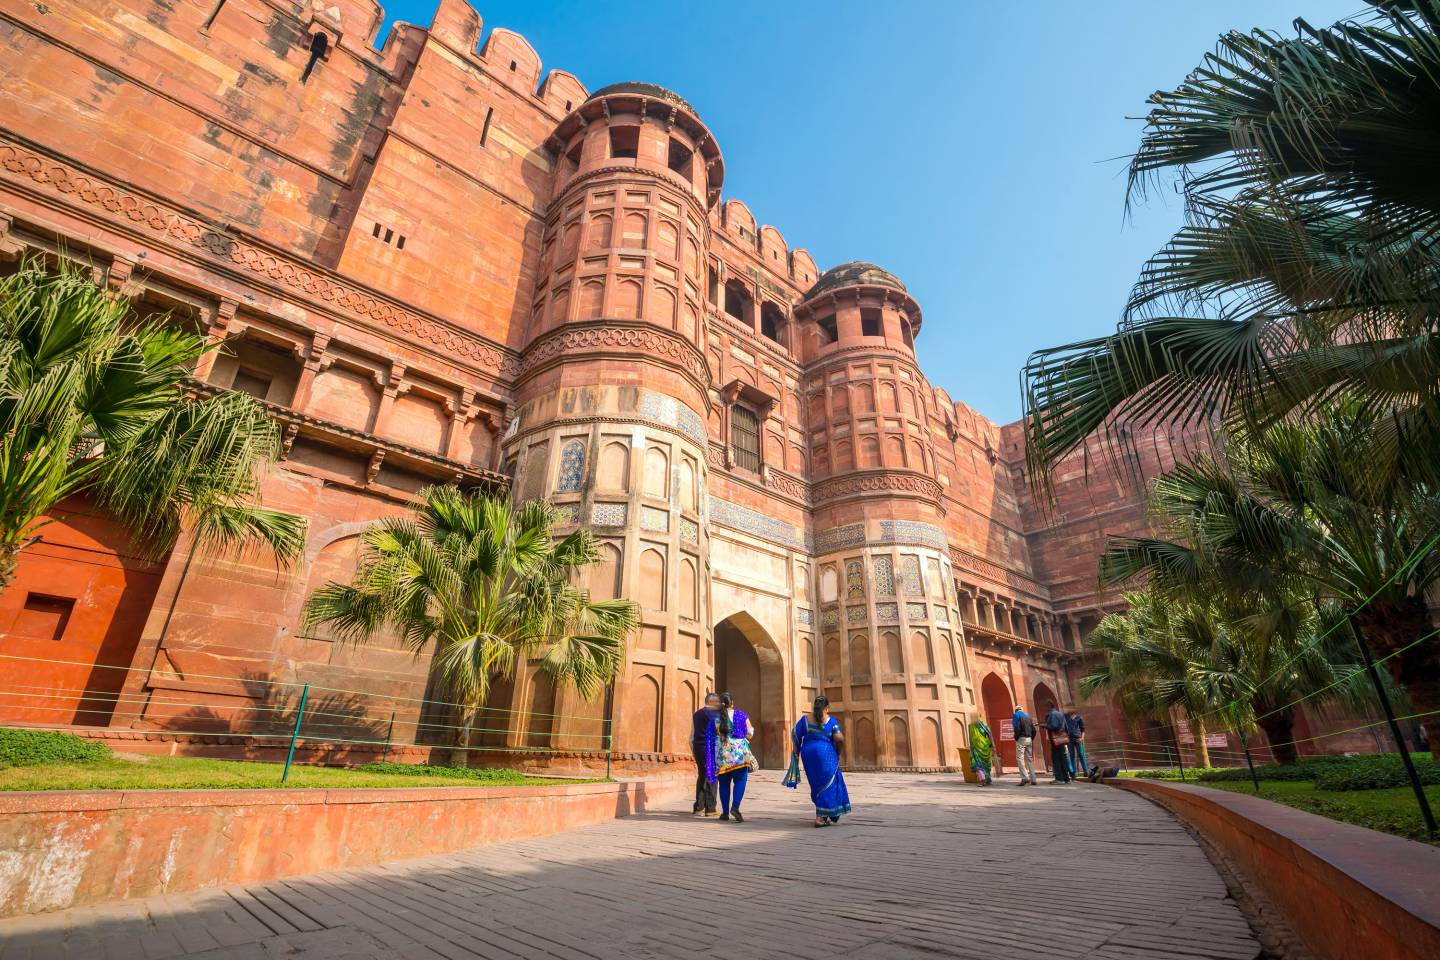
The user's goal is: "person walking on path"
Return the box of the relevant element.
[714,692,756,822]
[1065,709,1088,781]
[1044,705,1072,784]
[784,695,851,827]
[968,717,995,786]
[1011,706,1038,786]
[691,692,720,817]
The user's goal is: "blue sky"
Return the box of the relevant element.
[376,1,1361,424]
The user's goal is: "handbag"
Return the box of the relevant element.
[1051,729,1070,747]
[719,736,758,773]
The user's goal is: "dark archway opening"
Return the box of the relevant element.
[981,673,1016,769]
[714,614,785,768]
[1033,681,1060,771]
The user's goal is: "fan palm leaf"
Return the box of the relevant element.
[0,258,303,585]
[303,488,638,750]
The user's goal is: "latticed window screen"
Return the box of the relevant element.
[731,405,761,472]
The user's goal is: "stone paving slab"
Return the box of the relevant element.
[0,774,1260,959]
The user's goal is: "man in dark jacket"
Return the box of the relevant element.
[1044,705,1071,784]
[692,692,721,816]
[1011,706,1038,786]
[1066,709,1088,780]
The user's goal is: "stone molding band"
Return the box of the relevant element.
[0,136,521,382]
[812,469,943,507]
[517,320,712,398]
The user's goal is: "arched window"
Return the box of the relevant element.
[730,405,761,472]
[723,280,750,321]
[760,302,785,344]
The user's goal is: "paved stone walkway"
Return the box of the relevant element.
[0,774,1260,960]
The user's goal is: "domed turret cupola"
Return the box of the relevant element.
[794,261,922,360]
[545,82,724,209]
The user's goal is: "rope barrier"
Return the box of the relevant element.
[0,652,610,724]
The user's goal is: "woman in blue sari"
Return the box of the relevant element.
[784,695,851,827]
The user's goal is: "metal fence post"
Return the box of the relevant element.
[1352,626,1437,838]
[381,710,395,764]
[1231,704,1260,795]
[605,717,613,781]
[282,683,309,784]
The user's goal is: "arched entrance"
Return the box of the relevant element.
[1033,681,1060,771]
[981,673,1015,768]
[714,613,786,768]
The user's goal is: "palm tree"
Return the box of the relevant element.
[1022,2,1440,484]
[0,258,305,587]
[1101,404,1440,758]
[1083,592,1225,768]
[1084,589,1366,766]
[303,487,639,753]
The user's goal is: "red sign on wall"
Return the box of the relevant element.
[998,719,1015,741]
[1204,733,1229,748]
[1177,719,1194,744]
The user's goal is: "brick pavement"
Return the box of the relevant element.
[0,774,1261,959]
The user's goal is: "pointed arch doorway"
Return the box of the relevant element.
[981,673,1016,769]
[714,612,786,768]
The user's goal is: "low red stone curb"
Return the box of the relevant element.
[1111,778,1440,960]
[0,776,688,918]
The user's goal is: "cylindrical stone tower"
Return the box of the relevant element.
[796,263,971,769]
[498,83,724,759]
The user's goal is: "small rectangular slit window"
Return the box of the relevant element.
[480,107,493,146]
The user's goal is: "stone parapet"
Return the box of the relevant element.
[1113,778,1440,960]
[0,777,688,919]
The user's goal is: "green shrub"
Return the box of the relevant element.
[1197,757,1347,783]
[1312,755,1439,791]
[358,762,528,782]
[0,728,111,766]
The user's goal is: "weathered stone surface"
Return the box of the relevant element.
[0,774,1261,958]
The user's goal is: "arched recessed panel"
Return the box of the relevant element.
[882,630,903,673]
[638,548,666,611]
[911,631,934,674]
[679,556,698,620]
[586,213,612,250]
[889,715,912,766]
[615,278,642,319]
[643,445,669,498]
[598,440,630,491]
[854,716,877,765]
[590,542,622,601]
[625,672,661,753]
[917,715,941,767]
[849,633,870,676]
[578,280,604,320]
[823,636,841,681]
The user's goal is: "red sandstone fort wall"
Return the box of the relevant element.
[0,0,1373,769]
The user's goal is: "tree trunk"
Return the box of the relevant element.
[1192,713,1211,769]
[0,543,17,591]
[1257,709,1299,765]
[1356,598,1440,760]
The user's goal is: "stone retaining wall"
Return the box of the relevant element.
[1114,778,1440,960]
[0,777,688,919]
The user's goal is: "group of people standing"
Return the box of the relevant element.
[690,692,852,827]
[967,704,1088,786]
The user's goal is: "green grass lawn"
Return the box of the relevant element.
[1182,777,1440,846]
[0,755,596,792]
